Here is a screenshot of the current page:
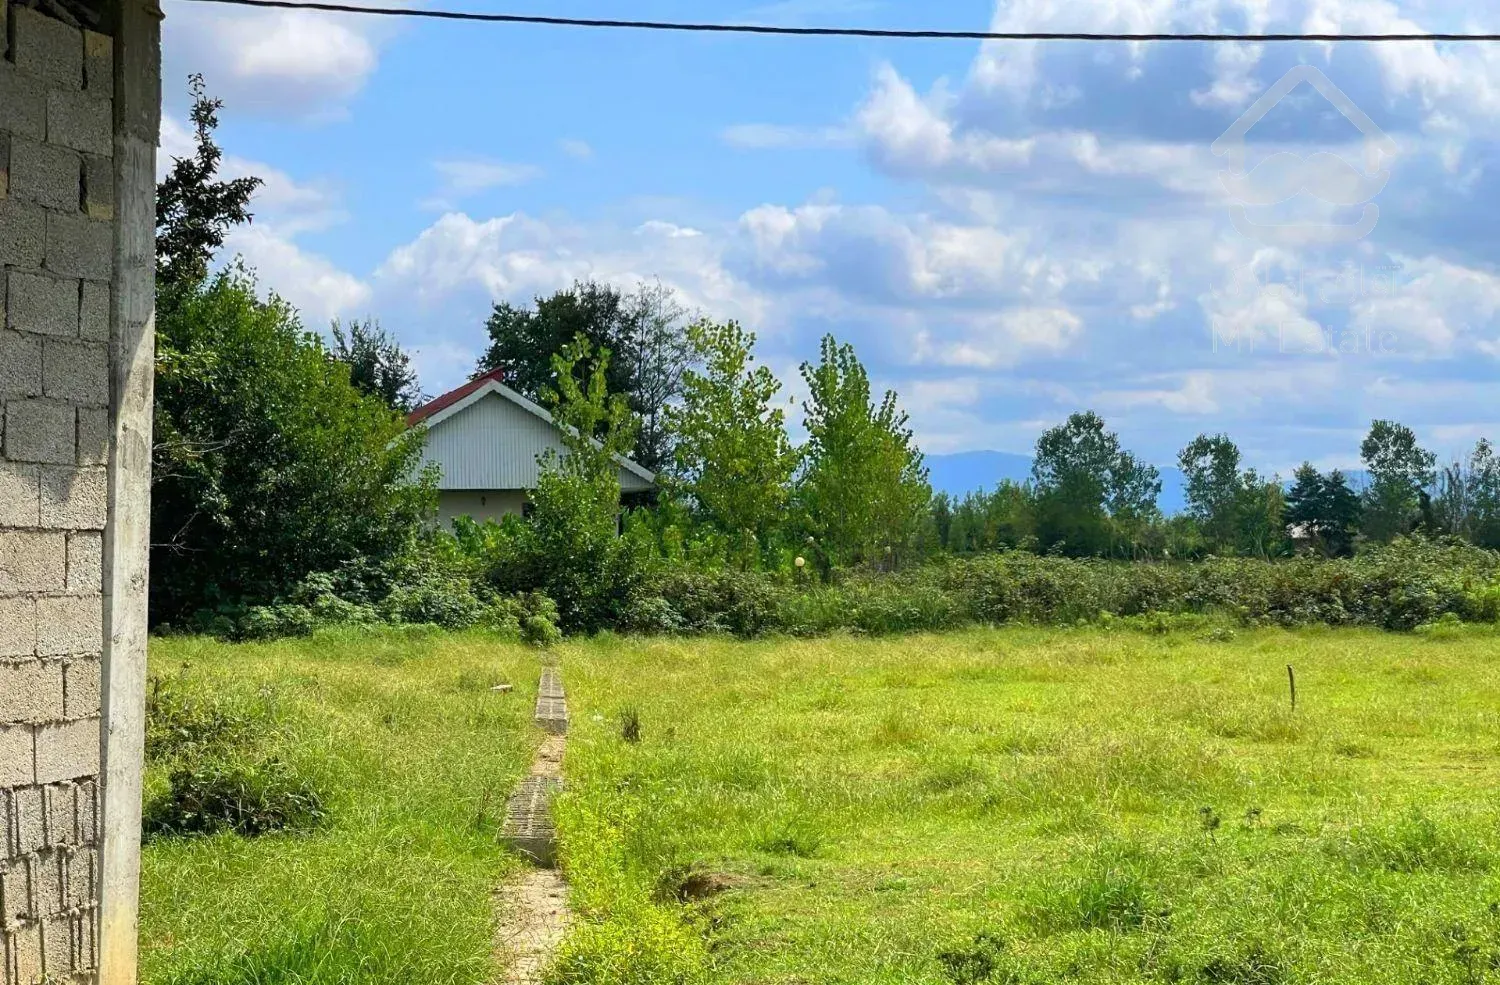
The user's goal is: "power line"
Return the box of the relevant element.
[172,0,1500,43]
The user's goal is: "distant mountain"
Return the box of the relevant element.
[924,450,1189,515]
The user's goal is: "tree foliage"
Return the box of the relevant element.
[1360,419,1436,542]
[1031,412,1161,556]
[331,318,423,413]
[475,280,689,472]
[666,320,797,564]
[796,336,930,569]
[155,75,262,294]
[152,270,434,622]
[1285,464,1362,557]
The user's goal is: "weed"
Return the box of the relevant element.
[145,756,325,838]
[621,707,642,745]
[936,931,1010,984]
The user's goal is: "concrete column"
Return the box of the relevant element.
[97,1,160,982]
[0,0,156,981]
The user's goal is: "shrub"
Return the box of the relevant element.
[144,756,326,838]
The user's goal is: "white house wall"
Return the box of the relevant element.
[419,392,655,493]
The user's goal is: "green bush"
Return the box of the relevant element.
[145,756,326,838]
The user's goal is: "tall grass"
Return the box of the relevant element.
[554,624,1500,984]
[140,626,540,985]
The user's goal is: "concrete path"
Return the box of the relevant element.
[495,663,574,984]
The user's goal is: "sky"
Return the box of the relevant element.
[158,0,1500,477]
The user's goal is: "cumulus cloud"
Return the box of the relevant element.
[163,1,384,117]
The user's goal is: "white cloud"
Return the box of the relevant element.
[913,306,1083,369]
[432,159,543,194]
[721,123,856,150]
[162,2,383,117]
[559,139,595,160]
[226,225,371,324]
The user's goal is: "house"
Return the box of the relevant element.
[407,368,657,527]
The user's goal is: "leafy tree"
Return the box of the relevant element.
[1285,464,1361,557]
[1433,438,1500,548]
[152,269,434,623]
[475,279,689,472]
[666,320,797,565]
[156,75,262,294]
[1178,434,1243,550]
[1031,412,1161,556]
[1235,470,1287,559]
[331,318,423,413]
[1360,420,1436,542]
[796,336,930,569]
[932,492,955,551]
[487,337,644,631]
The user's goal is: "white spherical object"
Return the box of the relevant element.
[794,556,806,568]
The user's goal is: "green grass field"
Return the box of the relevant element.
[139,623,1500,985]
[140,628,540,985]
[555,624,1500,984]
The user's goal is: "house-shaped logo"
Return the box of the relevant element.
[1211,65,1397,247]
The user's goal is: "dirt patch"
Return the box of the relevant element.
[532,734,566,779]
[495,867,572,984]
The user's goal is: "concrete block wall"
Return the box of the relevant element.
[1,4,114,982]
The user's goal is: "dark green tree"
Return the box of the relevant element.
[156,75,262,294]
[475,280,689,473]
[1178,434,1243,551]
[1031,412,1160,556]
[331,318,423,413]
[1285,464,1360,557]
[1359,420,1436,543]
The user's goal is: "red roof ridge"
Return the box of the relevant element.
[407,367,505,426]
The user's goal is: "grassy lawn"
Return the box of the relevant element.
[140,628,540,985]
[556,624,1500,984]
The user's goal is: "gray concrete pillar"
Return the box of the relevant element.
[0,0,157,980]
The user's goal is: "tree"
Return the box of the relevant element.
[796,336,930,569]
[331,318,423,413]
[151,270,434,623]
[666,320,797,564]
[475,279,690,472]
[156,75,262,294]
[1360,419,1436,542]
[1235,470,1287,559]
[1433,438,1500,548]
[1178,434,1243,551]
[1285,464,1360,557]
[489,337,643,631]
[1031,412,1161,556]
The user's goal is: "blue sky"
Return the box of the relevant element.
[159,0,1500,477]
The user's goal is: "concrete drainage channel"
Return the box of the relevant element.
[494,661,574,983]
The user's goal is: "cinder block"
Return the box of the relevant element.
[65,846,93,908]
[0,463,41,529]
[40,911,72,977]
[83,31,113,98]
[41,339,107,405]
[29,852,63,918]
[0,330,44,400]
[81,153,112,220]
[10,784,46,855]
[7,271,80,337]
[35,596,101,657]
[76,407,108,466]
[0,725,34,787]
[12,6,83,90]
[78,281,109,342]
[9,916,42,984]
[43,212,110,281]
[65,534,101,594]
[75,778,97,845]
[0,858,25,924]
[62,658,99,719]
[40,467,107,530]
[0,599,37,658]
[45,91,112,158]
[32,718,97,783]
[0,198,46,268]
[0,530,67,594]
[0,63,49,141]
[0,133,9,199]
[3,399,75,465]
[0,661,63,725]
[8,138,80,212]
